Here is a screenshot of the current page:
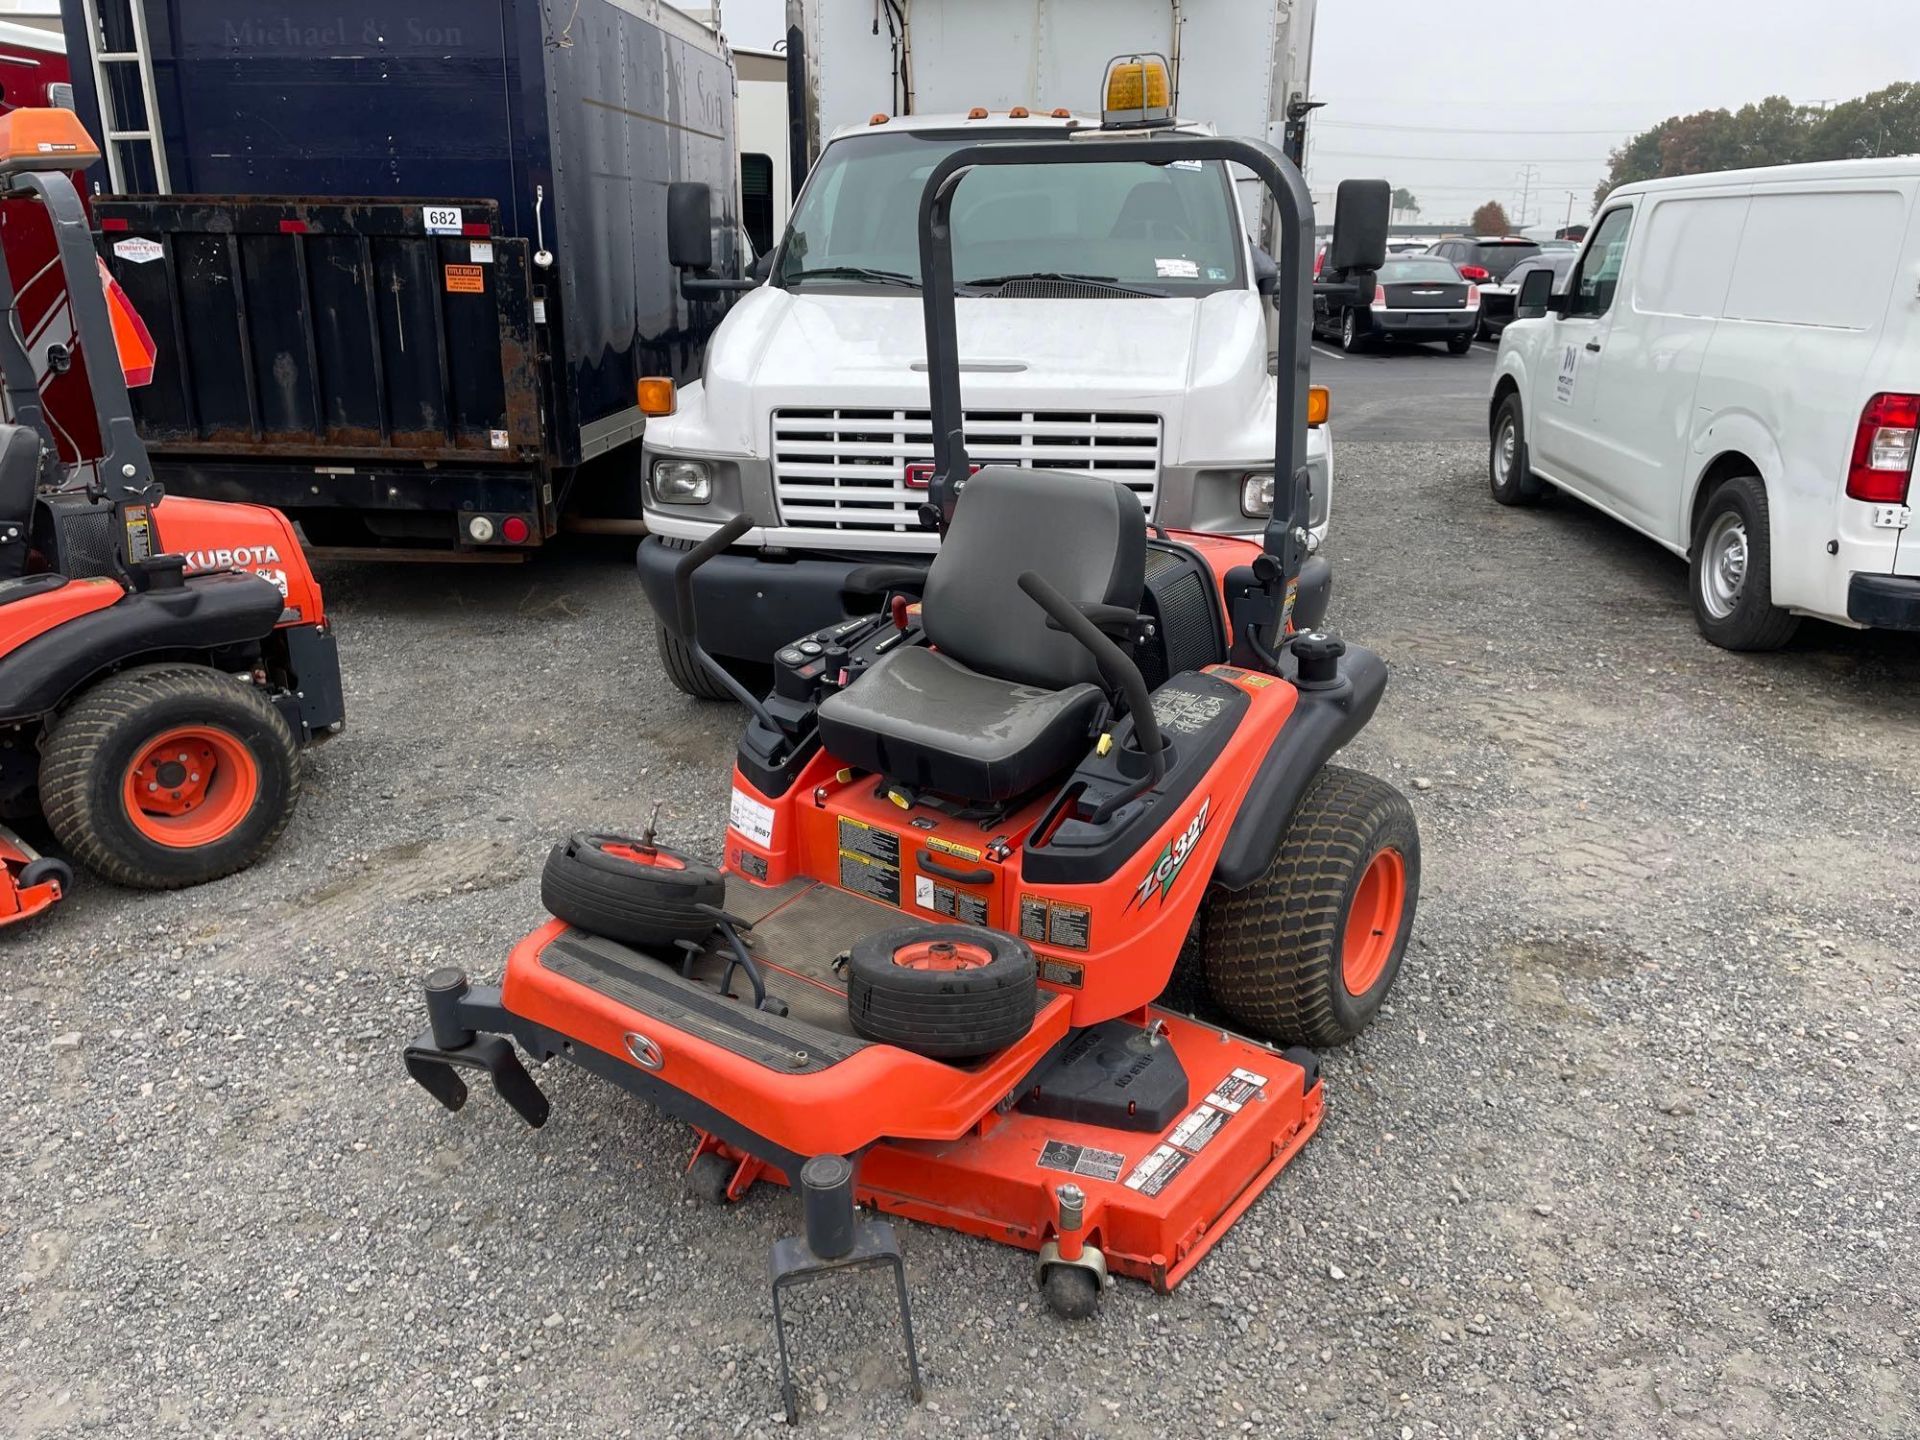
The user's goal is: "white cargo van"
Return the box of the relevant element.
[635,1,1331,695]
[1489,158,1920,649]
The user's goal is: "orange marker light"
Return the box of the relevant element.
[967,107,989,120]
[1308,385,1330,427]
[1050,108,1072,119]
[637,377,676,416]
[868,112,890,125]
[1008,106,1030,119]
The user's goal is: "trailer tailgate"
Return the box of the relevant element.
[95,196,541,466]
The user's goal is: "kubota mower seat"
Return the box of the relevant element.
[817,467,1146,803]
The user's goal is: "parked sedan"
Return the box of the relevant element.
[1314,256,1481,354]
[1477,250,1575,339]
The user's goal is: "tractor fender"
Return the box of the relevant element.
[1211,642,1389,890]
[0,570,286,725]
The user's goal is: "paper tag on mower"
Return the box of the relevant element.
[729,788,775,847]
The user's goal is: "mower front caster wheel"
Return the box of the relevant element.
[684,1151,734,1205]
[1040,1264,1103,1320]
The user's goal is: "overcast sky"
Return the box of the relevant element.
[717,0,1919,226]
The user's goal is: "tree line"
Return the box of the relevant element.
[1597,82,1920,205]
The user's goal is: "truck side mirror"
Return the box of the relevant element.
[1250,244,1279,297]
[1516,267,1557,320]
[1328,178,1390,274]
[667,182,714,271]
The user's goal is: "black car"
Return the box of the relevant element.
[1479,251,1576,339]
[1424,235,1543,283]
[1313,256,1481,354]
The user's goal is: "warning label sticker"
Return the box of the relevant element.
[1048,902,1091,951]
[923,835,982,862]
[1019,895,1048,943]
[1036,1140,1125,1183]
[838,818,899,865]
[839,850,900,905]
[1123,1144,1191,1196]
[1167,1102,1228,1155]
[1036,958,1084,989]
[914,875,991,926]
[444,263,485,294]
[1205,1068,1269,1113]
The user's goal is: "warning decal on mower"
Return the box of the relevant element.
[1036,958,1084,989]
[914,875,988,926]
[1037,1140,1125,1183]
[838,817,899,865]
[1123,1144,1191,1197]
[1205,1068,1269,1113]
[729,788,775,847]
[1167,1102,1229,1155]
[839,850,900,905]
[1019,895,1092,952]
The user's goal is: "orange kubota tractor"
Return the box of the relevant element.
[0,109,342,923]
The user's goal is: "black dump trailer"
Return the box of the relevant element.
[59,0,743,554]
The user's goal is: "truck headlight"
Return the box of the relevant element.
[1240,472,1275,517]
[651,459,712,504]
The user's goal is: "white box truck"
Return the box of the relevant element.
[641,0,1328,694]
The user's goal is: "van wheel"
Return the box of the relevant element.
[1203,766,1420,1048]
[1488,394,1544,505]
[1689,475,1801,651]
[1340,309,1368,353]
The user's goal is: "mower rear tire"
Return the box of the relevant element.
[845,924,1036,1060]
[1041,1264,1102,1320]
[540,832,723,949]
[1203,765,1419,1048]
[655,622,735,701]
[39,664,299,890]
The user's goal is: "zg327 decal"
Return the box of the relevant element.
[1128,796,1211,910]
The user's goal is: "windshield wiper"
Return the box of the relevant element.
[963,271,1169,298]
[783,265,919,288]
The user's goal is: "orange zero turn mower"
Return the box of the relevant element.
[405,135,1406,1417]
[0,109,342,922]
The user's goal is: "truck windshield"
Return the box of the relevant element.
[777,129,1245,294]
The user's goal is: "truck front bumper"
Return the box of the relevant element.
[636,536,913,662]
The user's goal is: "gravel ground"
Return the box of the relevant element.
[5,442,1916,1439]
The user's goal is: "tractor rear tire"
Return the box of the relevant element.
[845,924,1036,1060]
[540,832,723,949]
[1203,765,1419,1048]
[39,664,299,890]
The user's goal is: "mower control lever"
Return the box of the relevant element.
[1017,571,1166,789]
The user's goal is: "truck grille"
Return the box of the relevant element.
[771,408,1161,532]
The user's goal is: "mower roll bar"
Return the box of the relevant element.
[917,135,1317,647]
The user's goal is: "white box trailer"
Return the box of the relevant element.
[793,0,1317,244]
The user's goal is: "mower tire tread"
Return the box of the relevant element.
[540,833,724,949]
[1203,765,1419,1048]
[39,664,299,890]
[846,924,1037,1060]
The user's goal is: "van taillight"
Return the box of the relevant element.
[1846,392,1920,503]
